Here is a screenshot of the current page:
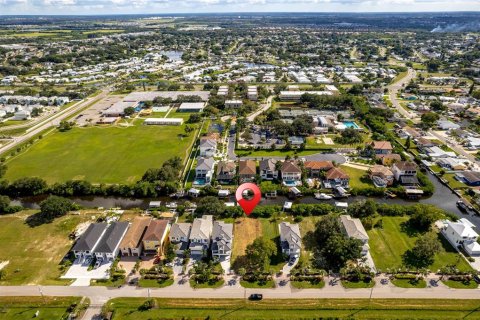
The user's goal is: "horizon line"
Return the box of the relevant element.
[1,10,480,17]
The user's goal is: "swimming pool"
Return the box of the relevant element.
[343,121,361,129]
[193,178,207,186]
[283,180,300,187]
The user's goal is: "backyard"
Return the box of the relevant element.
[0,211,89,285]
[367,216,473,272]
[4,119,196,184]
[107,298,480,320]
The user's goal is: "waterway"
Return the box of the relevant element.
[13,171,480,228]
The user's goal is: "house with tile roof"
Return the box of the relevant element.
[280,160,302,185]
[142,220,170,256]
[238,159,256,183]
[370,141,393,155]
[304,161,334,178]
[323,167,350,189]
[216,160,236,184]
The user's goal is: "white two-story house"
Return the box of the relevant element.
[189,215,213,256]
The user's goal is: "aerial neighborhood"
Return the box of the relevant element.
[0,11,480,320]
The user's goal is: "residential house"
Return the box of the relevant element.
[415,137,439,152]
[142,220,170,256]
[441,219,480,256]
[456,171,480,187]
[304,161,334,178]
[199,138,217,157]
[323,167,350,189]
[259,159,278,180]
[119,217,151,257]
[93,222,130,262]
[369,165,394,187]
[72,223,108,260]
[436,158,467,171]
[189,215,213,256]
[279,222,302,258]
[238,160,256,183]
[438,120,460,131]
[392,161,418,185]
[280,161,302,186]
[340,215,369,256]
[371,141,393,155]
[216,161,236,184]
[225,100,243,108]
[169,223,192,254]
[211,221,234,259]
[195,157,215,184]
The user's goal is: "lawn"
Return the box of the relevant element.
[0,211,90,285]
[391,278,427,288]
[291,279,325,289]
[367,216,473,272]
[138,279,174,288]
[339,165,372,189]
[4,119,196,184]
[442,279,478,289]
[298,216,321,265]
[443,173,468,189]
[190,278,225,289]
[107,298,480,320]
[341,280,375,288]
[0,297,82,320]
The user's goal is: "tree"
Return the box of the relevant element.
[405,136,411,149]
[8,177,47,197]
[245,237,277,272]
[404,232,441,268]
[347,199,377,219]
[196,196,225,216]
[39,196,75,221]
[322,234,362,271]
[335,128,363,144]
[430,101,445,112]
[187,113,202,124]
[420,112,439,130]
[184,125,194,136]
[0,163,6,179]
[123,107,135,116]
[291,115,313,136]
[408,205,443,232]
[314,215,341,244]
[58,120,75,132]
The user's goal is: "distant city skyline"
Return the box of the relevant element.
[0,0,479,15]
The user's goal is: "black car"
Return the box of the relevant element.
[457,200,469,213]
[249,294,263,301]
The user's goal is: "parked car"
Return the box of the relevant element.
[249,294,263,301]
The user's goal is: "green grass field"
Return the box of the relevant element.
[107,298,480,320]
[0,297,82,320]
[339,165,372,189]
[0,211,90,285]
[4,119,196,184]
[367,216,473,272]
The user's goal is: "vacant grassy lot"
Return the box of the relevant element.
[231,217,262,266]
[0,297,81,320]
[5,119,195,184]
[107,298,480,320]
[0,211,89,285]
[367,216,473,272]
[340,165,372,189]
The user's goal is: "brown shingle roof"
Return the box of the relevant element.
[281,160,301,173]
[238,160,256,175]
[120,217,151,249]
[326,167,349,180]
[143,220,169,242]
[370,165,393,176]
[371,140,393,150]
[304,161,334,170]
[394,161,418,171]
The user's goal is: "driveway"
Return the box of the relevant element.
[61,260,112,284]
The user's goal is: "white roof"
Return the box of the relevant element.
[447,219,479,238]
[179,102,206,110]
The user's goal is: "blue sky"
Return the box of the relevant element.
[0,0,479,15]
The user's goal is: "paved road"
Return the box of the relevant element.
[239,153,347,164]
[247,96,273,122]
[0,90,109,156]
[388,68,417,120]
[429,130,479,166]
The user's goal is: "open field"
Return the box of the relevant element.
[0,211,90,285]
[231,218,262,267]
[4,119,195,184]
[0,297,82,320]
[339,165,372,189]
[367,216,473,272]
[107,298,480,320]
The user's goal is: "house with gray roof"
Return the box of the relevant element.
[169,223,192,253]
[260,159,278,180]
[189,215,213,256]
[339,215,369,256]
[212,221,233,259]
[195,157,215,184]
[279,222,301,258]
[93,221,130,262]
[72,223,108,260]
[199,138,217,157]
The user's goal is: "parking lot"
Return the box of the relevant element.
[75,95,123,126]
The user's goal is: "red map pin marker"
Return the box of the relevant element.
[236,183,261,216]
